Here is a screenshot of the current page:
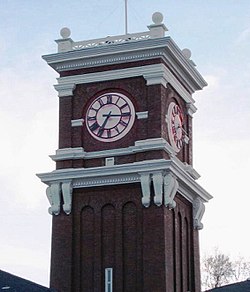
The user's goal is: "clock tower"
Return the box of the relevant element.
[38,12,212,292]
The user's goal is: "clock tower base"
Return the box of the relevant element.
[49,183,201,292]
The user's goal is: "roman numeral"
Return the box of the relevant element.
[98,98,104,106]
[107,95,112,104]
[176,139,183,149]
[119,120,128,127]
[121,112,131,117]
[107,129,111,138]
[114,126,120,134]
[97,127,105,137]
[120,103,128,110]
[87,116,96,121]
[89,122,99,131]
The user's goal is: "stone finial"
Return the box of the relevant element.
[152,12,164,24]
[182,48,192,59]
[60,27,71,39]
[148,12,168,38]
[182,48,196,66]
[56,27,73,53]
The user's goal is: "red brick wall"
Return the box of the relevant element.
[50,186,200,292]
[57,76,192,170]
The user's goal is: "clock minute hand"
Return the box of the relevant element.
[101,111,112,128]
[103,113,131,117]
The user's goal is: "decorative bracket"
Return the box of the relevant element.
[45,181,72,215]
[140,171,178,209]
[62,181,73,215]
[140,173,151,207]
[153,172,163,206]
[164,173,178,209]
[46,183,61,215]
[193,197,205,230]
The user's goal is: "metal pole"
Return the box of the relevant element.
[125,0,128,34]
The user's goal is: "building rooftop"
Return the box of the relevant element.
[206,280,250,292]
[0,270,55,292]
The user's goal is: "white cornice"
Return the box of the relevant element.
[37,159,212,213]
[43,37,207,95]
[54,63,194,104]
[50,138,175,161]
[50,138,200,181]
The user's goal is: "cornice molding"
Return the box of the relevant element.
[37,159,212,229]
[49,137,200,181]
[50,138,175,161]
[43,37,207,94]
[54,63,194,104]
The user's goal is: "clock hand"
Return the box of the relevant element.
[97,111,112,137]
[103,113,131,117]
[100,111,112,128]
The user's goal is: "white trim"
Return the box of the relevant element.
[49,138,200,181]
[136,111,148,119]
[71,119,84,127]
[50,138,175,161]
[43,37,207,93]
[37,159,212,228]
[105,268,113,292]
[105,157,115,166]
[37,159,212,205]
[54,64,194,104]
[193,197,205,230]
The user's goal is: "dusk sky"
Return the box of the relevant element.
[0,0,250,286]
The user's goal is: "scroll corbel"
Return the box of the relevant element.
[164,173,178,209]
[140,173,151,207]
[62,181,73,215]
[193,197,205,230]
[46,183,61,215]
[153,172,163,206]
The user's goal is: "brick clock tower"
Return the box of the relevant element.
[38,12,212,292]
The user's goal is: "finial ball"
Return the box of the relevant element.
[60,27,71,39]
[182,48,192,59]
[152,12,164,24]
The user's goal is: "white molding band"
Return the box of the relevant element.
[43,37,207,94]
[71,119,84,127]
[136,111,148,119]
[37,159,212,229]
[71,113,147,128]
[49,138,200,180]
[54,63,194,104]
[50,138,175,161]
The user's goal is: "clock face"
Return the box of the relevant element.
[166,102,184,152]
[86,92,135,142]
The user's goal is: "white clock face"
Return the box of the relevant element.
[166,102,184,152]
[86,92,135,142]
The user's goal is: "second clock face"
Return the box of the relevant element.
[166,102,184,152]
[86,92,135,142]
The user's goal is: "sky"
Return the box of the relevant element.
[0,0,250,287]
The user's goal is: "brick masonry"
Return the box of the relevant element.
[50,60,200,291]
[50,185,200,292]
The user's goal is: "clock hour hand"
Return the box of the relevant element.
[97,111,112,136]
[103,112,130,117]
[101,111,112,128]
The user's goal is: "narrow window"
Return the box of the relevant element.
[105,268,113,292]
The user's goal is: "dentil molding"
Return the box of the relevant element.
[37,158,212,229]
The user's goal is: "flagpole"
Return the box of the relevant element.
[125,0,128,34]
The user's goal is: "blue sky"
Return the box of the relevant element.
[0,0,250,287]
